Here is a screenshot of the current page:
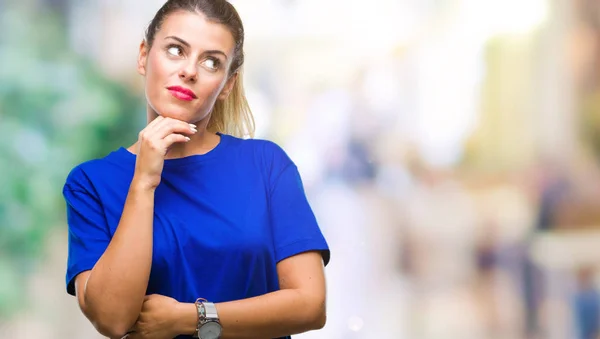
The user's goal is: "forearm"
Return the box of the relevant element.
[84,178,155,335]
[174,289,325,339]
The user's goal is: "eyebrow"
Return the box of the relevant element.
[165,36,228,60]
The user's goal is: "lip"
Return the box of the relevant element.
[167,86,197,101]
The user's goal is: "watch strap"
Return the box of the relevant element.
[193,298,207,338]
[203,302,219,321]
[193,298,221,338]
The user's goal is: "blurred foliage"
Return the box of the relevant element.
[0,3,143,318]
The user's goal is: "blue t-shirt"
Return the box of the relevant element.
[63,133,330,339]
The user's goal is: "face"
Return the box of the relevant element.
[138,10,237,123]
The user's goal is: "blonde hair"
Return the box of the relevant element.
[208,69,255,138]
[146,0,255,138]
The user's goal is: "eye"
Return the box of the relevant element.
[202,58,220,71]
[167,45,183,57]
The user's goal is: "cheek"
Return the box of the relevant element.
[144,56,175,109]
[146,56,171,89]
[197,76,226,99]
[145,56,169,115]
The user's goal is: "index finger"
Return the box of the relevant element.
[153,118,197,139]
[144,115,165,134]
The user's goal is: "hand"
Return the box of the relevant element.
[124,294,181,339]
[133,116,197,189]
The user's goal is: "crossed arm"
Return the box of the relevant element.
[73,183,327,339]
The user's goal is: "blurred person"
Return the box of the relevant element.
[523,160,570,338]
[61,1,330,338]
[473,221,525,339]
[573,267,600,339]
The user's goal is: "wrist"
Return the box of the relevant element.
[130,175,158,192]
[173,302,199,336]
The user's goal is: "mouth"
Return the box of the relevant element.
[167,86,197,101]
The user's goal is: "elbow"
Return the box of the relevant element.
[305,298,327,330]
[312,311,327,330]
[78,276,139,338]
[83,299,136,338]
[92,318,133,339]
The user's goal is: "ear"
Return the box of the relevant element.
[137,40,149,76]
[218,72,238,100]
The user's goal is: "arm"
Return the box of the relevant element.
[217,251,327,338]
[72,117,196,338]
[143,251,325,339]
[74,182,155,338]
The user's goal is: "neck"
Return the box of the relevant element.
[165,127,219,159]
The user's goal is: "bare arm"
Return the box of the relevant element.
[73,117,197,338]
[74,181,155,338]
[163,251,327,339]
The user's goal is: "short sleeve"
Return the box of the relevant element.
[63,167,111,296]
[269,150,330,266]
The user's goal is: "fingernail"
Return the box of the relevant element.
[185,137,191,142]
[189,123,197,129]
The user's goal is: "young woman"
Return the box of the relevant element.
[62,1,330,338]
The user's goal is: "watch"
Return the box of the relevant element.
[193,298,222,339]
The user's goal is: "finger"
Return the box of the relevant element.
[144,293,159,300]
[144,115,165,134]
[137,116,164,142]
[154,119,197,139]
[145,115,174,136]
[163,133,191,149]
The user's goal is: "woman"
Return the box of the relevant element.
[62,1,330,338]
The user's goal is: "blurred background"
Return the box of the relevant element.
[2,0,600,338]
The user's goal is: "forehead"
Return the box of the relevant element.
[157,10,235,53]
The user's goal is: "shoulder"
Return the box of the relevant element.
[61,159,107,209]
[63,159,106,192]
[63,148,129,193]
[225,134,291,161]
[224,134,294,170]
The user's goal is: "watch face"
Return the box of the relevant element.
[199,321,222,339]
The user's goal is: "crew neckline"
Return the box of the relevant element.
[111,132,230,168]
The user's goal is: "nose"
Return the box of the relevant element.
[179,61,197,83]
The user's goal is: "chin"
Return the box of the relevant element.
[150,101,205,123]
[157,110,193,121]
